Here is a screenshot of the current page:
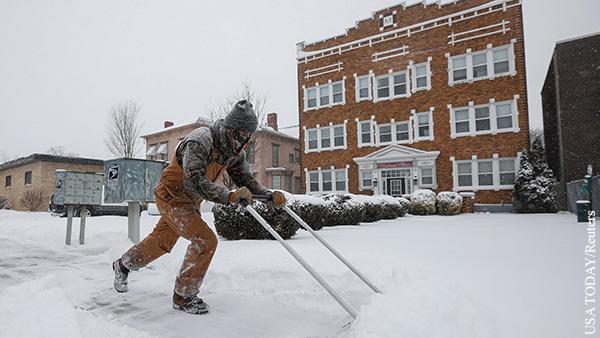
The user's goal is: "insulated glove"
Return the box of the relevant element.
[270,191,287,207]
[228,187,252,205]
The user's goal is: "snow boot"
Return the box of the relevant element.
[112,258,130,293]
[172,292,209,315]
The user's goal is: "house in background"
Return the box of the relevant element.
[141,113,302,193]
[541,32,600,209]
[0,154,104,211]
[297,0,529,206]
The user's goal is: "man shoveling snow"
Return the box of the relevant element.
[112,100,286,315]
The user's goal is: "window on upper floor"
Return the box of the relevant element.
[304,80,345,111]
[450,98,519,138]
[359,120,372,146]
[272,144,280,167]
[448,43,515,85]
[395,122,410,142]
[374,71,408,101]
[415,112,433,141]
[294,149,300,165]
[305,124,346,153]
[355,75,371,101]
[358,118,419,147]
[411,60,431,91]
[24,171,32,185]
[378,124,393,144]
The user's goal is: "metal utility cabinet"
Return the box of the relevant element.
[103,158,166,243]
[53,170,103,245]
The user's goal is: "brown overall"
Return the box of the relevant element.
[122,153,225,298]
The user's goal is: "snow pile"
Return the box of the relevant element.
[409,189,437,215]
[0,274,154,338]
[344,271,497,338]
[436,192,463,216]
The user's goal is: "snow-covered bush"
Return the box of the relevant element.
[321,193,364,226]
[0,195,11,210]
[409,189,437,215]
[395,197,410,217]
[287,195,328,231]
[436,192,463,216]
[355,195,409,222]
[213,201,299,240]
[513,135,558,213]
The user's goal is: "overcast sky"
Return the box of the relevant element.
[1,0,599,161]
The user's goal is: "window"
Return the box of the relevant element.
[294,177,302,194]
[272,175,281,190]
[5,175,11,188]
[305,124,346,152]
[457,163,472,187]
[450,98,518,138]
[472,52,488,78]
[359,121,372,145]
[309,172,319,192]
[361,171,373,188]
[413,63,429,90]
[454,108,470,134]
[378,124,392,144]
[475,106,491,131]
[496,103,513,129]
[157,142,169,161]
[356,75,371,100]
[420,168,434,186]
[322,172,332,191]
[477,161,493,186]
[288,153,294,164]
[304,81,345,110]
[306,88,317,109]
[272,144,279,167]
[24,171,32,185]
[285,175,292,192]
[308,129,318,150]
[393,73,408,96]
[307,169,347,194]
[454,157,517,190]
[452,56,467,82]
[376,76,389,99]
[448,44,515,85]
[493,47,510,75]
[146,144,157,161]
[396,122,410,141]
[320,128,331,148]
[499,159,516,185]
[294,149,300,165]
[416,112,432,139]
[375,71,408,100]
[335,171,346,191]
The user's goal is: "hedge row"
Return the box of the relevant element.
[408,189,463,216]
[213,193,410,240]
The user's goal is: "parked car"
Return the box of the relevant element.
[49,194,129,217]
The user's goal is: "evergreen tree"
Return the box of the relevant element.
[513,134,558,213]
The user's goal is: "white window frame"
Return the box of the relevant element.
[306,166,349,195]
[303,79,346,111]
[395,121,411,144]
[451,155,519,191]
[271,175,282,190]
[410,58,432,92]
[359,170,373,190]
[303,122,347,153]
[377,123,393,145]
[373,70,410,102]
[356,118,375,147]
[449,96,520,138]
[419,167,435,188]
[413,108,434,142]
[447,41,517,86]
[355,74,372,102]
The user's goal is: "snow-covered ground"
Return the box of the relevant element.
[0,210,588,338]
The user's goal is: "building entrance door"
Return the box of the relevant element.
[386,178,406,197]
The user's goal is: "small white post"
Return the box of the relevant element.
[128,202,140,243]
[79,206,87,245]
[65,205,74,245]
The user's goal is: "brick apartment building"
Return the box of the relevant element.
[141,113,302,193]
[0,154,104,211]
[297,0,529,204]
[542,32,600,209]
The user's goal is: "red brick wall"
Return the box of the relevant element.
[297,0,529,204]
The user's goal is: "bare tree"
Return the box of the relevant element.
[20,189,44,211]
[105,100,143,158]
[205,81,270,189]
[46,146,79,157]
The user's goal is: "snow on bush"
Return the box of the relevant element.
[213,201,299,240]
[343,271,497,338]
[286,194,328,231]
[353,194,409,222]
[436,192,463,216]
[321,193,364,226]
[0,195,11,209]
[409,189,437,215]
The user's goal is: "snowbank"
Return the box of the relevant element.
[344,271,497,338]
[0,275,154,338]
